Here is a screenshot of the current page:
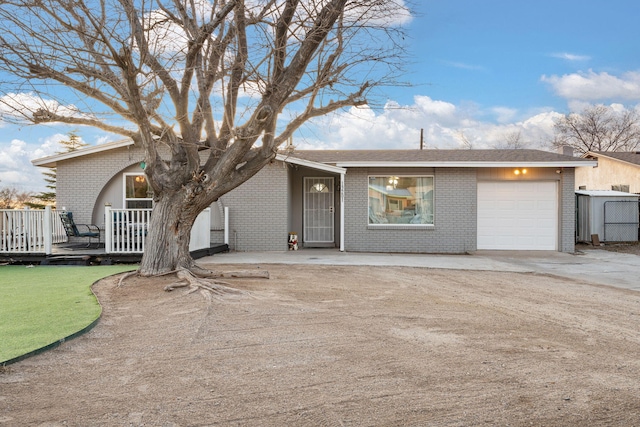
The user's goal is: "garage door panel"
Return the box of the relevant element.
[477,181,558,250]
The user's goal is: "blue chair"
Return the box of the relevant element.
[59,211,101,247]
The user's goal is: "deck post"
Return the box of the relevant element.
[44,206,52,255]
[224,206,229,245]
[104,205,112,254]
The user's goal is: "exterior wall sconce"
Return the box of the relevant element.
[513,168,527,176]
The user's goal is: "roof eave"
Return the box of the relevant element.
[334,161,598,168]
[31,139,135,168]
[277,154,346,174]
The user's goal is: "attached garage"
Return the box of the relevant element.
[477,181,558,250]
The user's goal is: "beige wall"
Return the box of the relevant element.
[575,157,640,193]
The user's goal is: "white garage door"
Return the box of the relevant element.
[477,181,558,250]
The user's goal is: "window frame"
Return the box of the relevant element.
[367,174,435,227]
[123,173,154,209]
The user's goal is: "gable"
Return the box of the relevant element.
[576,153,640,193]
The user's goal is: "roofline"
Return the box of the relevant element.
[31,143,596,170]
[585,151,640,168]
[277,154,346,174]
[333,160,598,168]
[32,139,135,168]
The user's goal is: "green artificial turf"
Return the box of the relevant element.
[0,265,135,363]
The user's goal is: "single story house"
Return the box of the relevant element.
[576,151,640,193]
[32,142,596,253]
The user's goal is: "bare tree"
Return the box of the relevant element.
[492,130,527,149]
[0,0,409,281]
[0,186,34,209]
[455,130,473,149]
[552,104,640,154]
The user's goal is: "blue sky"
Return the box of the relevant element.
[2,0,640,192]
[409,0,640,113]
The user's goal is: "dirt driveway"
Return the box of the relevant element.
[2,264,640,426]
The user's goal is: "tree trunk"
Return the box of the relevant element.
[139,192,198,276]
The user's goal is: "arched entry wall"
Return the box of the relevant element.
[92,163,145,225]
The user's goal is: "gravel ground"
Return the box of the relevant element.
[1,263,640,426]
[576,241,640,255]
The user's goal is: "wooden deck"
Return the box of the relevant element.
[0,243,229,265]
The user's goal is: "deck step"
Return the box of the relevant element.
[41,255,92,266]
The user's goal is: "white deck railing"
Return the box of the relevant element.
[1,206,219,256]
[0,207,66,254]
[104,207,211,254]
[51,210,68,245]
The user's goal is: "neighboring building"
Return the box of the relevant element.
[32,142,596,253]
[576,151,640,194]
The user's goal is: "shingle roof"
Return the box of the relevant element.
[286,149,595,166]
[587,151,640,167]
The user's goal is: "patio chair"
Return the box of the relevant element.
[59,211,101,247]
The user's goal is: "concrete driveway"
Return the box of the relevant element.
[201,248,640,291]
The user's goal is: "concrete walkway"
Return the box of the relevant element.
[200,249,640,292]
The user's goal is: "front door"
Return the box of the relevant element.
[303,177,335,246]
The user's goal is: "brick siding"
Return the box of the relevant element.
[343,168,477,253]
[219,162,290,251]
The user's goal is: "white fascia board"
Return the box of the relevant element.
[32,139,135,167]
[334,161,598,168]
[276,154,347,174]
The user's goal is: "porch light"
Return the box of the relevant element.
[513,169,527,176]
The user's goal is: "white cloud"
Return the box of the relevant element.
[0,92,93,124]
[0,139,42,190]
[296,96,558,151]
[440,60,486,71]
[0,136,63,192]
[550,52,591,61]
[491,107,518,124]
[345,0,412,27]
[541,70,640,102]
[0,139,27,169]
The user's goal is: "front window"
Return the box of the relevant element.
[124,174,153,209]
[368,176,434,225]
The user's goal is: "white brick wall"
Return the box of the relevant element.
[220,162,290,251]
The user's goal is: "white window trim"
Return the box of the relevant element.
[367,174,435,227]
[123,173,153,208]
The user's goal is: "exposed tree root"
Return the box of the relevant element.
[189,263,270,279]
[117,270,139,288]
[165,268,252,302]
[117,264,269,301]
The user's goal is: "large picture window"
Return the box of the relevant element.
[124,173,153,209]
[368,176,434,225]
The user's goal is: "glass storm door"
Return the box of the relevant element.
[303,177,335,244]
